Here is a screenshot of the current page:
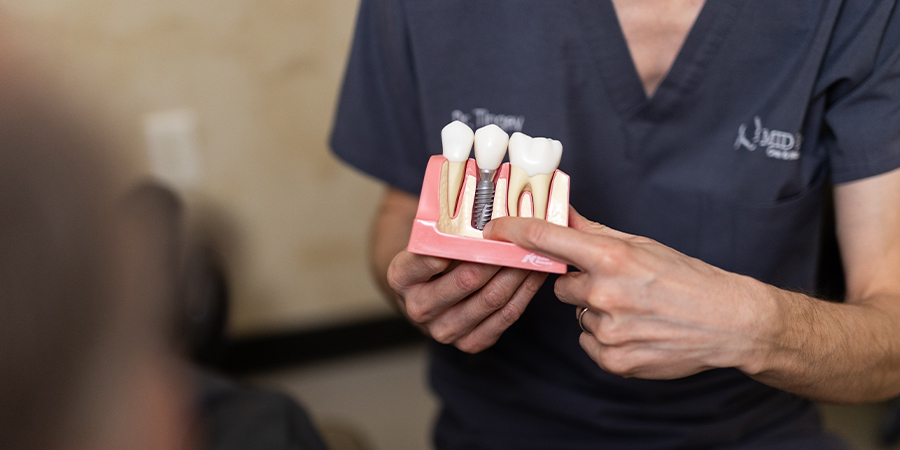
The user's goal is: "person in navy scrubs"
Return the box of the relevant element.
[332,1,900,449]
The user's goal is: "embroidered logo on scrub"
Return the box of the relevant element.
[452,109,525,134]
[734,116,802,161]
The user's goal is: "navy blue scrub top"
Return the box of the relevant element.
[331,1,900,449]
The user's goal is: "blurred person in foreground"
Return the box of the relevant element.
[0,47,330,450]
[0,39,196,450]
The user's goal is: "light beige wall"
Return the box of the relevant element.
[1,0,394,336]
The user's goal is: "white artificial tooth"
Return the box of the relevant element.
[473,124,509,171]
[441,121,474,162]
[441,121,474,216]
[507,133,563,219]
[509,136,562,176]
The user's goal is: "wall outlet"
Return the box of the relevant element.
[144,109,202,189]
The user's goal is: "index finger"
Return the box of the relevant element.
[482,216,612,271]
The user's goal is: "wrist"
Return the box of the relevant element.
[733,277,789,376]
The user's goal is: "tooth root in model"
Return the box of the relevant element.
[472,124,509,230]
[508,133,563,220]
[441,121,475,216]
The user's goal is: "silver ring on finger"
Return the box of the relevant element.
[578,307,593,336]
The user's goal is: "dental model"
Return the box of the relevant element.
[472,124,509,230]
[441,121,475,216]
[507,132,563,220]
[405,121,571,274]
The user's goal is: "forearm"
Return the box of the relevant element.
[746,286,900,403]
[723,171,900,403]
[369,188,418,302]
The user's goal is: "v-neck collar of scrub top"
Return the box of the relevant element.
[575,0,749,124]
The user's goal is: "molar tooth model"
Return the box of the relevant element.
[407,121,571,274]
[508,133,563,220]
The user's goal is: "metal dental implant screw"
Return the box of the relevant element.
[473,169,495,230]
[471,124,509,230]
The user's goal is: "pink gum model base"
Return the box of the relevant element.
[407,155,570,274]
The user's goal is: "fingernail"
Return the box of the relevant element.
[482,221,493,237]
